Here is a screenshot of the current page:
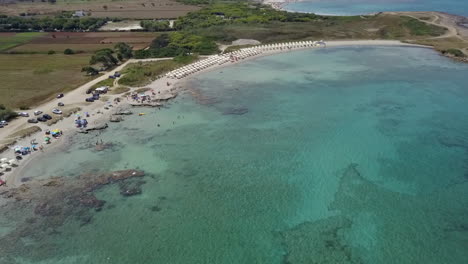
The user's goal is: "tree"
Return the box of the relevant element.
[150,33,170,49]
[90,49,118,69]
[0,104,18,121]
[114,42,133,61]
[64,48,74,55]
[47,50,55,55]
[81,66,99,75]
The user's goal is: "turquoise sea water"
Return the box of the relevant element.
[285,0,468,17]
[2,46,468,263]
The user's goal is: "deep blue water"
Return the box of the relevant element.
[285,0,468,17]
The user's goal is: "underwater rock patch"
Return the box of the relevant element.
[280,216,362,264]
[223,107,249,115]
[0,169,146,261]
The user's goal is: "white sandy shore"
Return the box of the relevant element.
[0,40,430,187]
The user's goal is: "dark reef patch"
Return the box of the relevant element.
[0,169,147,262]
[222,107,249,115]
[279,216,362,264]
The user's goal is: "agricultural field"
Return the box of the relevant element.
[0,0,199,19]
[0,32,44,51]
[6,32,158,53]
[0,30,159,109]
[0,53,94,108]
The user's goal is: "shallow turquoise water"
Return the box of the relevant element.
[285,0,468,17]
[4,46,468,263]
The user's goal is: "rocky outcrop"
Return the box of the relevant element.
[113,110,133,115]
[130,103,163,107]
[109,116,123,122]
[153,92,177,101]
[78,123,109,133]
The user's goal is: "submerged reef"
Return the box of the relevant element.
[280,216,362,264]
[0,169,146,263]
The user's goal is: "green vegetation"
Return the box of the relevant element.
[0,15,108,32]
[90,48,118,69]
[91,78,115,89]
[0,104,17,121]
[442,48,466,57]
[0,32,44,51]
[119,55,197,86]
[401,17,446,36]
[176,0,210,5]
[114,42,133,61]
[88,43,133,69]
[174,2,319,30]
[0,53,94,108]
[140,20,171,31]
[81,66,99,76]
[64,48,74,54]
[135,32,218,58]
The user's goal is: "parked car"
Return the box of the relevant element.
[108,75,116,79]
[85,97,95,102]
[86,88,93,94]
[34,110,43,116]
[37,117,47,122]
[28,118,38,123]
[58,102,64,106]
[52,109,62,115]
[43,114,52,120]
[0,124,3,128]
[0,120,8,126]
[18,112,29,117]
[56,93,64,99]
[114,71,121,77]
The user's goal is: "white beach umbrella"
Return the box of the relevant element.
[0,158,7,163]
[1,164,11,170]
[8,159,17,166]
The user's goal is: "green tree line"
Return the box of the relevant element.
[134,32,218,59]
[0,15,108,32]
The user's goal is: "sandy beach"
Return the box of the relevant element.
[0,40,432,186]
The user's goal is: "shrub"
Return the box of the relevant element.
[48,50,56,55]
[19,106,30,110]
[443,49,465,57]
[0,104,18,121]
[64,48,74,55]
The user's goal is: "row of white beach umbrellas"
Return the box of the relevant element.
[167,55,231,79]
[0,157,17,173]
[165,40,326,79]
[255,40,326,51]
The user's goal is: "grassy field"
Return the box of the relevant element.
[0,32,45,51]
[91,78,115,89]
[5,32,157,54]
[0,0,199,19]
[0,53,94,108]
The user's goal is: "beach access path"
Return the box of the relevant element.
[0,57,174,143]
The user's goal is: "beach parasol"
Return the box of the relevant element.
[0,158,8,163]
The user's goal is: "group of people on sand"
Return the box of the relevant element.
[126,89,159,104]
